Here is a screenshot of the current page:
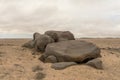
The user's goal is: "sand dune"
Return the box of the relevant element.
[0,39,120,80]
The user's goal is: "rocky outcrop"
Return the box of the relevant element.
[22,31,102,70]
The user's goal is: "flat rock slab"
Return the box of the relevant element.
[40,40,101,63]
[51,62,77,70]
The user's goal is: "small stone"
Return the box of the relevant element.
[51,62,77,70]
[34,72,46,80]
[86,58,103,69]
[45,56,57,63]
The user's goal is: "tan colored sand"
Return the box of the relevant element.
[0,39,120,80]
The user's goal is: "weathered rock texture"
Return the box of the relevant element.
[22,32,54,52]
[33,32,41,40]
[40,40,101,63]
[34,34,54,52]
[44,30,75,42]
[86,58,103,69]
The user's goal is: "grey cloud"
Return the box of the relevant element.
[0,0,120,38]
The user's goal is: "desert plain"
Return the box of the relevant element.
[0,38,120,80]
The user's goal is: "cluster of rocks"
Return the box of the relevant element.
[22,30,103,70]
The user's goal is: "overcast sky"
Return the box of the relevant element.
[0,0,120,38]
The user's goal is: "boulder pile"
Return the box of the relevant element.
[22,30,102,70]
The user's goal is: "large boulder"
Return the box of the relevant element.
[34,34,54,52]
[44,30,75,42]
[40,40,101,63]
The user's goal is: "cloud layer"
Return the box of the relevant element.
[0,0,120,38]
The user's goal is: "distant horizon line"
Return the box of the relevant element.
[0,34,120,38]
[0,37,120,39]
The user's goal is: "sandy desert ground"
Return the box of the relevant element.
[0,38,120,80]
